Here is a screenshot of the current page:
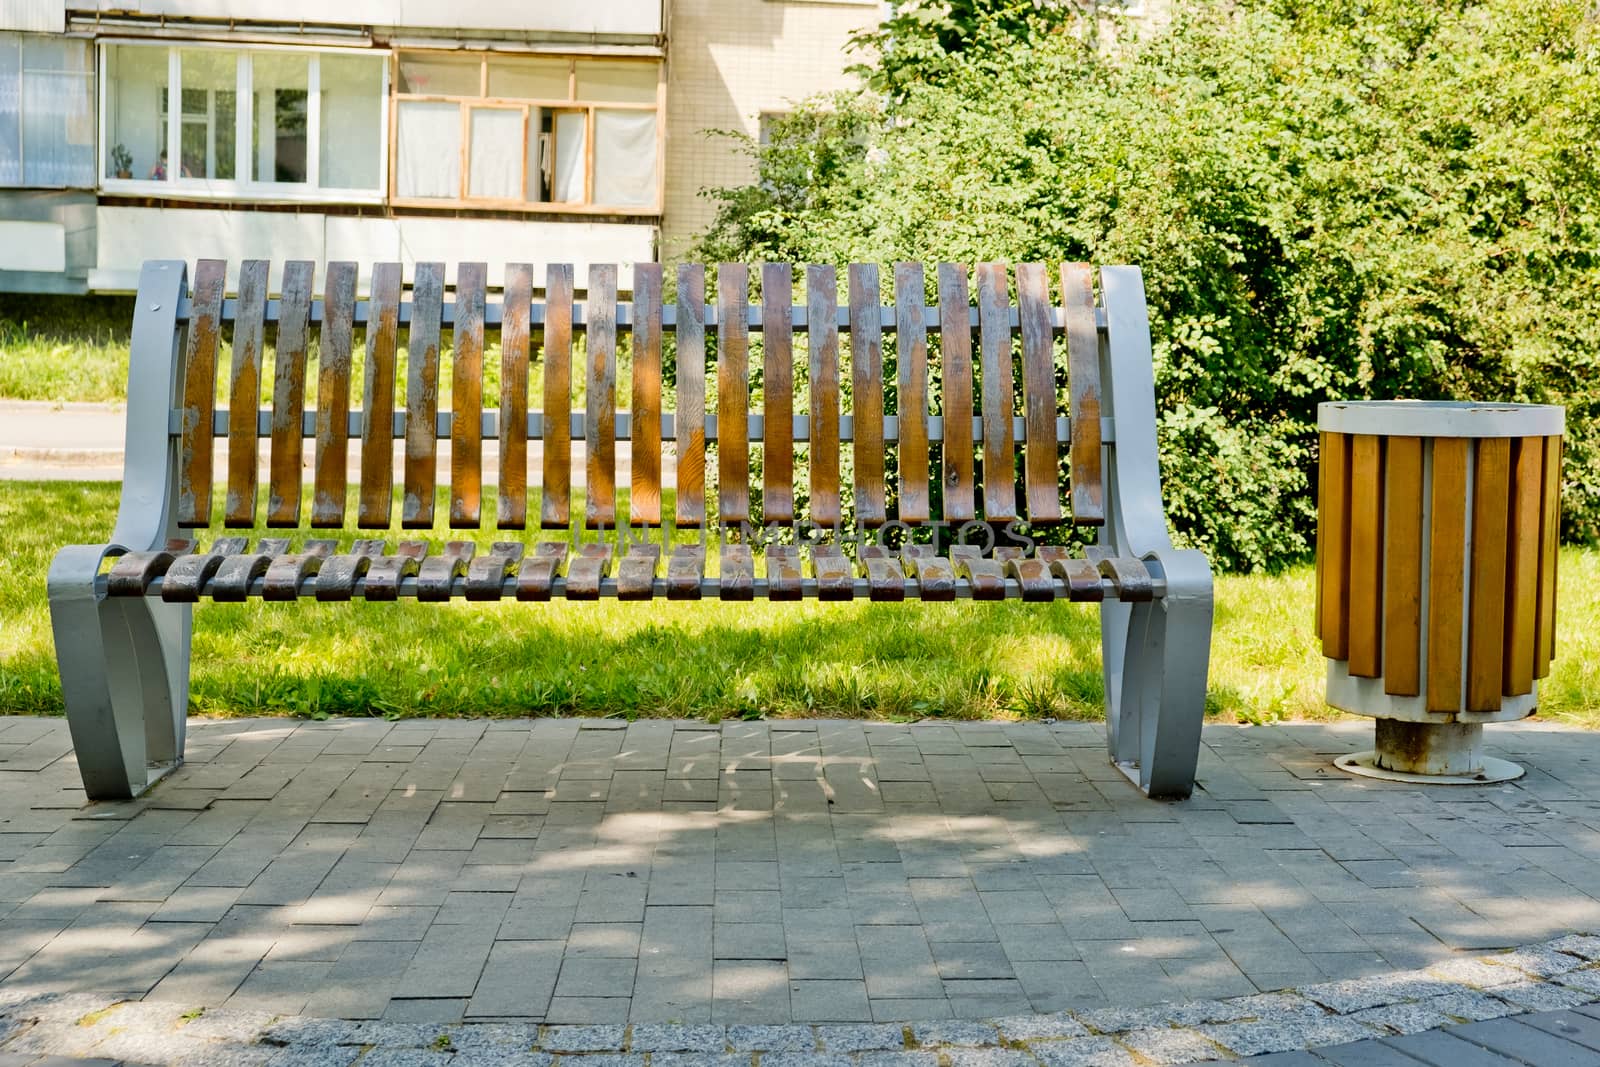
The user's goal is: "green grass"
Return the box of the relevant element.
[1,479,1596,725]
[0,294,134,403]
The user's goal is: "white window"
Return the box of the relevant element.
[101,42,386,201]
[392,51,662,214]
[0,33,96,188]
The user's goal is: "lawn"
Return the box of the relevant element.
[1,480,1595,725]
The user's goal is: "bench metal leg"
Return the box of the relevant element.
[1101,548,1213,799]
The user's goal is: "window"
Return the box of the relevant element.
[0,33,96,188]
[101,43,386,199]
[392,51,662,213]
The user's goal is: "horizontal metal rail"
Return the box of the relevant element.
[172,411,1119,445]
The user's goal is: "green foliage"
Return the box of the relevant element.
[698,0,1600,570]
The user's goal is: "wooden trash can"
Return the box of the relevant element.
[1316,401,1564,783]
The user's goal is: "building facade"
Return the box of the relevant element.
[0,0,881,294]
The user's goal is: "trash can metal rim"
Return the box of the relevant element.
[1318,400,1564,438]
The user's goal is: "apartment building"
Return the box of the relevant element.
[0,0,881,294]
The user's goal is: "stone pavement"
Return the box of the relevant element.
[4,715,1600,1063]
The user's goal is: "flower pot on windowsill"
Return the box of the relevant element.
[115,170,131,180]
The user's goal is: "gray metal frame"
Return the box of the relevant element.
[47,261,1213,802]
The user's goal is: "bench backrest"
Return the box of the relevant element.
[153,259,1115,535]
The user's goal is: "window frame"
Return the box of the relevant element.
[97,39,389,205]
[388,49,664,216]
[0,32,97,191]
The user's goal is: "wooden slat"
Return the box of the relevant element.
[541,263,574,529]
[717,263,751,525]
[497,263,532,529]
[586,263,618,528]
[894,262,930,524]
[1347,434,1385,678]
[631,262,663,526]
[1502,436,1542,696]
[938,263,975,523]
[1382,435,1424,696]
[1426,437,1469,710]
[1314,430,1327,639]
[1318,431,1352,660]
[1061,263,1103,524]
[267,259,313,526]
[402,261,444,529]
[1536,435,1561,677]
[224,259,269,527]
[359,262,402,528]
[763,263,795,524]
[1016,263,1062,525]
[675,264,707,528]
[177,258,226,527]
[975,261,1016,522]
[850,263,886,527]
[1467,437,1511,711]
[807,264,842,528]
[450,262,487,528]
[311,261,356,528]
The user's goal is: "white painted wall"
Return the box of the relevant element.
[0,219,66,271]
[74,0,663,37]
[90,206,657,293]
[0,0,64,32]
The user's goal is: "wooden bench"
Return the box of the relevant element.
[48,259,1212,802]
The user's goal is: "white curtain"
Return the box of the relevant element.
[592,110,656,207]
[396,100,460,198]
[0,37,19,186]
[319,54,382,191]
[552,110,585,202]
[468,108,522,199]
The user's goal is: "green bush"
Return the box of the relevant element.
[696,0,1600,571]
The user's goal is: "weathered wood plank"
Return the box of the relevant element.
[1502,435,1542,696]
[267,259,313,527]
[1318,431,1352,660]
[718,263,751,525]
[1467,437,1511,711]
[541,263,575,529]
[895,262,930,524]
[976,261,1016,522]
[224,259,269,527]
[1347,434,1385,678]
[1536,434,1561,677]
[631,262,664,526]
[850,263,887,527]
[402,262,444,529]
[178,258,226,527]
[1062,263,1103,525]
[586,263,618,529]
[311,261,356,528]
[808,264,842,528]
[450,261,487,528]
[763,263,795,524]
[358,262,402,528]
[498,263,532,529]
[675,264,707,528]
[1427,436,1469,710]
[938,263,976,524]
[1017,263,1062,524]
[1382,435,1424,697]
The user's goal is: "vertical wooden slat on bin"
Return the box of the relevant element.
[849,263,886,527]
[1382,435,1424,696]
[975,261,1015,522]
[675,264,707,528]
[631,263,663,527]
[1315,430,1327,640]
[717,263,750,526]
[451,261,486,528]
[1467,437,1511,711]
[586,263,618,529]
[1016,263,1062,525]
[1062,263,1103,525]
[763,263,795,524]
[894,262,930,524]
[1427,436,1469,711]
[1535,434,1562,677]
[178,258,226,527]
[938,264,975,525]
[1318,431,1352,660]
[402,261,444,529]
[358,262,401,529]
[267,259,313,527]
[224,260,269,527]
[311,261,356,528]
[497,263,532,530]
[1347,434,1385,678]
[541,264,574,529]
[1502,436,1542,696]
[807,264,841,528]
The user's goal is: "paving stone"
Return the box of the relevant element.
[265,1047,363,1067]
[349,1022,450,1048]
[1546,934,1600,961]
[941,1050,1037,1067]
[649,1056,752,1067]
[451,1055,555,1067]
[627,1024,727,1052]
[1425,958,1521,988]
[988,1014,1089,1041]
[551,1056,644,1067]
[1030,1036,1136,1067]
[1423,990,1521,1023]
[1556,967,1600,995]
[1490,979,1595,1012]
[353,1052,455,1067]
[1347,1002,1456,1035]
[1198,1016,1380,1057]
[758,1055,853,1067]
[911,1021,1000,1046]
[1297,975,1460,1014]
[447,1023,543,1052]
[1116,1027,1226,1064]
[169,1043,281,1067]
[817,1024,907,1052]
[539,1024,628,1052]
[725,1024,818,1051]
[177,1007,277,1042]
[1493,945,1588,979]
[261,1018,362,1047]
